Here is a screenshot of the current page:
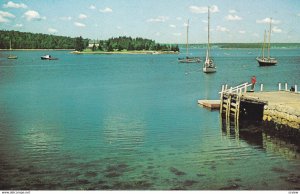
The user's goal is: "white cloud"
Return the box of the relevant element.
[78,14,87,19]
[0,10,15,18]
[0,10,15,22]
[116,26,122,29]
[229,9,236,14]
[3,1,27,9]
[225,14,242,21]
[176,17,182,21]
[202,19,208,23]
[99,7,113,13]
[23,10,46,21]
[48,28,58,33]
[89,5,96,10]
[256,17,280,24]
[189,5,219,14]
[272,26,282,33]
[147,16,169,22]
[216,25,229,32]
[0,16,9,22]
[173,32,181,36]
[74,22,85,27]
[169,24,176,28]
[14,23,23,27]
[239,30,246,34]
[155,32,160,36]
[60,16,72,21]
[252,33,259,37]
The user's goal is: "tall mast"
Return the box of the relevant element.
[10,39,12,51]
[267,18,272,59]
[262,30,266,59]
[186,19,189,56]
[207,6,210,58]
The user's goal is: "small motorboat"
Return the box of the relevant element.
[41,55,58,60]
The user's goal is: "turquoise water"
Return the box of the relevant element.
[0,49,299,190]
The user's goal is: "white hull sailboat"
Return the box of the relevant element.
[256,18,277,66]
[7,40,17,59]
[203,6,216,73]
[178,19,201,63]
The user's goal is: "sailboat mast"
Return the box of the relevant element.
[10,40,12,51]
[262,30,266,59]
[186,19,189,56]
[207,7,210,58]
[267,18,272,59]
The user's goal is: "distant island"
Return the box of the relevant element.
[74,36,180,54]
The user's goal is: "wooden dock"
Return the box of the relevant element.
[219,83,300,131]
[197,100,220,109]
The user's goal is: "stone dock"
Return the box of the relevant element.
[245,91,300,130]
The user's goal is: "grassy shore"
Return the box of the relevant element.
[71,49,179,55]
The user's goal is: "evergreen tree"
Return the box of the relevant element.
[74,36,84,51]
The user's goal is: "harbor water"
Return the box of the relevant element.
[0,48,299,190]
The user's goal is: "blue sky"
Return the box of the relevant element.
[1,0,300,43]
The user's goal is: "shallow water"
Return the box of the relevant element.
[0,49,299,190]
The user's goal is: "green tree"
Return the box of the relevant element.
[74,36,84,51]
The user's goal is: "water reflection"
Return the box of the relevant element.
[221,119,300,160]
[102,115,146,151]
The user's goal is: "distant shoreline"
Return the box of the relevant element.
[0,49,74,51]
[71,50,179,55]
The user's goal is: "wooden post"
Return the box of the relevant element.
[225,84,228,90]
[244,83,247,93]
[278,83,281,91]
[226,94,231,119]
[220,86,224,114]
[295,85,298,93]
[260,84,263,92]
[285,83,288,91]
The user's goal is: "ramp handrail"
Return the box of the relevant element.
[219,82,252,94]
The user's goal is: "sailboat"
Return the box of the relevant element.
[203,6,216,73]
[7,40,18,59]
[178,19,201,63]
[256,18,277,66]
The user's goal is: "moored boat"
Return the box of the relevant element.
[7,40,18,59]
[41,55,58,60]
[203,6,216,73]
[178,19,201,63]
[256,18,277,66]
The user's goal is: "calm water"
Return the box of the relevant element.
[0,49,299,190]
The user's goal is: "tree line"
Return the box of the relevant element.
[0,30,180,52]
[0,30,88,50]
[91,36,180,52]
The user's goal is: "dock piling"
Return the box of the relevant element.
[278,83,281,91]
[285,83,288,91]
[260,84,264,92]
[295,85,298,93]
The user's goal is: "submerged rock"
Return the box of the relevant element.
[169,167,186,176]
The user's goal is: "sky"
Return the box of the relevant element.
[1,0,300,43]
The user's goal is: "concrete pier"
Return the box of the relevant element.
[245,91,300,130]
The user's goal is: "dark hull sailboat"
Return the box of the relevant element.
[257,18,277,66]
[256,57,277,66]
[178,19,201,63]
[178,56,201,63]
